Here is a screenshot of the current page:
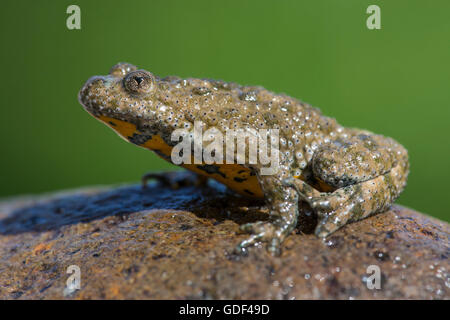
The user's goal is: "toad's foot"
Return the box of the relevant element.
[142,171,208,189]
[237,220,292,256]
[235,176,299,256]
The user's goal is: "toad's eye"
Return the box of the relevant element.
[123,70,154,95]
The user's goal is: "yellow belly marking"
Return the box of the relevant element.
[98,116,264,198]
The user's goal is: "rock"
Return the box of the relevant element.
[0,172,448,299]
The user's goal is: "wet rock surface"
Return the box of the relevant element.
[0,172,448,299]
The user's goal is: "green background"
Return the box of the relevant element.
[1,1,449,221]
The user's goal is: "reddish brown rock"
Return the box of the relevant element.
[0,172,448,299]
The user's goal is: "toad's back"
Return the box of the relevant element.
[166,77,343,194]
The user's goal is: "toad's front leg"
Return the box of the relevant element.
[236,174,299,256]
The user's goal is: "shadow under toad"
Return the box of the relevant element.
[0,177,270,236]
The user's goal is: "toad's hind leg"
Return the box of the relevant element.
[310,131,409,237]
